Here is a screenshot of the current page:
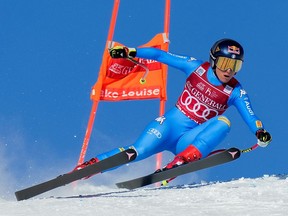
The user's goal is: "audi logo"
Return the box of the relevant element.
[179,89,219,120]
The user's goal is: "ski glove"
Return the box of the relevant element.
[256,129,272,147]
[109,46,136,58]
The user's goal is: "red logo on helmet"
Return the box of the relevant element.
[228,46,240,54]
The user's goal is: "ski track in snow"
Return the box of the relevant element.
[0,175,287,216]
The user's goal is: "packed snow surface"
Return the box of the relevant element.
[1,175,287,216]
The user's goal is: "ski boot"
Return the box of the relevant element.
[157,145,202,185]
[72,157,99,179]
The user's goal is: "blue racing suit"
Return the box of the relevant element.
[96,47,264,162]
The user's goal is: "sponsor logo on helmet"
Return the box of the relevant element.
[228,46,240,55]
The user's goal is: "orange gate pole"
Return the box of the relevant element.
[77,0,120,165]
[155,0,171,170]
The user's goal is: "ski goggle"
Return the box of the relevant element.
[216,57,243,72]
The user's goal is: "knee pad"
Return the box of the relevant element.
[217,116,231,127]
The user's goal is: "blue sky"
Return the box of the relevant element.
[1,0,287,190]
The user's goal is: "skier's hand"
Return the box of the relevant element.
[256,129,272,147]
[109,46,136,58]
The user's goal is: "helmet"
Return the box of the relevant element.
[209,39,244,72]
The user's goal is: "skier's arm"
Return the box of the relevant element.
[136,47,196,72]
[109,46,201,76]
[229,85,272,147]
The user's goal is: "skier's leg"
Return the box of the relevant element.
[96,107,195,162]
[74,108,187,172]
[159,116,231,184]
[175,115,231,158]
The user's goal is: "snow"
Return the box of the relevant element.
[1,175,287,216]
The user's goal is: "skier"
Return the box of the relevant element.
[74,38,272,176]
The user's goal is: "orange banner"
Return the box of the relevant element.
[91,33,169,101]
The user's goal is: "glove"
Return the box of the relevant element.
[109,46,136,58]
[256,129,272,147]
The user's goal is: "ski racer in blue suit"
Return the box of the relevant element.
[74,38,272,177]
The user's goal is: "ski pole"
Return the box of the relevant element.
[208,143,259,156]
[127,57,150,84]
[241,143,258,153]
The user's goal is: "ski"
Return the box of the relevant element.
[116,147,241,190]
[15,148,137,201]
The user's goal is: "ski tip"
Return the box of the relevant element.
[115,182,133,190]
[115,182,124,189]
[15,192,21,201]
[15,191,26,201]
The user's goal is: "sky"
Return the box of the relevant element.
[1,0,288,199]
[1,176,288,215]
